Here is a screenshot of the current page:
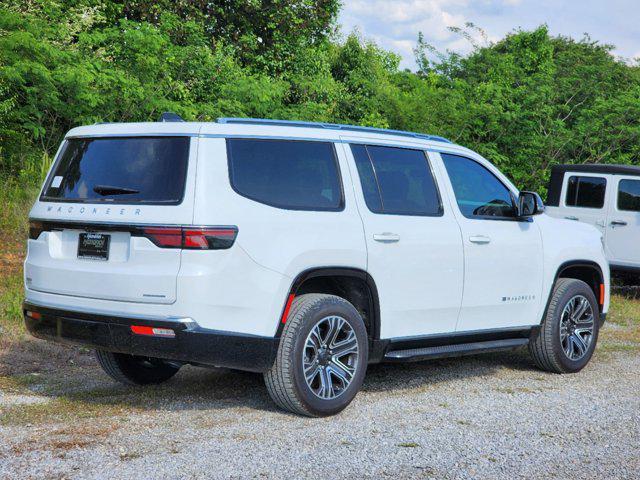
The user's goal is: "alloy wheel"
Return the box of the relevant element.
[302,316,359,399]
[559,295,595,361]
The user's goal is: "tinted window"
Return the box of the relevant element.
[618,179,640,212]
[351,144,442,216]
[227,139,342,211]
[441,153,515,218]
[42,137,190,204]
[565,176,606,209]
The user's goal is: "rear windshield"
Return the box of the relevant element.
[41,136,190,204]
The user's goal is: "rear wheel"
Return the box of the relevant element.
[95,350,180,385]
[264,294,368,417]
[529,278,600,373]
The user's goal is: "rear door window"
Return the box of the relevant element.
[565,176,607,209]
[42,137,190,204]
[618,179,640,212]
[350,144,442,216]
[227,139,343,211]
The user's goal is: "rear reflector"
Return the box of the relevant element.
[140,226,238,250]
[26,310,42,320]
[600,284,605,305]
[281,294,296,324]
[130,325,176,338]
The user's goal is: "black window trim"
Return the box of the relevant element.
[226,137,345,213]
[440,152,524,222]
[564,175,607,210]
[617,178,640,213]
[350,143,445,218]
[39,136,192,206]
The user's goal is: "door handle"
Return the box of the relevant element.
[611,220,628,227]
[469,235,491,244]
[373,232,400,243]
[565,216,579,221]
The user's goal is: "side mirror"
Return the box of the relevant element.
[518,191,545,218]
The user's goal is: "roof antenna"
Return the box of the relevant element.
[159,112,184,122]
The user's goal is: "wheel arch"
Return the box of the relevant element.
[275,267,381,342]
[548,260,605,316]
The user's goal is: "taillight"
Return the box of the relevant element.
[139,226,238,250]
[183,228,238,250]
[140,227,183,248]
[29,220,45,240]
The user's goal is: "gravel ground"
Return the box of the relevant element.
[1,347,638,480]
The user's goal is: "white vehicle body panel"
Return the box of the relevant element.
[605,175,640,267]
[429,151,545,331]
[340,140,464,339]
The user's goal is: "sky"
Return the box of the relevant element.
[338,0,640,69]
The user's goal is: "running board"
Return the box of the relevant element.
[384,338,529,362]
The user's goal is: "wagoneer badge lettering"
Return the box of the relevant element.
[46,205,142,216]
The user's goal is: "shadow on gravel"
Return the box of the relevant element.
[363,347,536,394]
[1,335,538,418]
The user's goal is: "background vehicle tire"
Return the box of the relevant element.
[264,294,369,417]
[95,350,181,385]
[529,278,600,373]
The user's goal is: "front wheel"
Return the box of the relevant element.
[264,294,368,417]
[529,278,600,373]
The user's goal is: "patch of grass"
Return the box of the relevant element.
[0,373,42,392]
[0,270,26,339]
[607,294,640,328]
[119,451,143,461]
[397,442,420,448]
[0,186,32,340]
[0,396,134,426]
[0,183,35,247]
[599,294,640,353]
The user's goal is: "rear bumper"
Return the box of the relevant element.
[23,302,279,373]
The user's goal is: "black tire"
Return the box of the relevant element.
[264,294,369,417]
[95,350,180,385]
[529,278,600,373]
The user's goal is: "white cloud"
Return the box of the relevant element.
[338,0,639,69]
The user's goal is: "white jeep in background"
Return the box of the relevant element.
[546,164,640,276]
[24,116,610,416]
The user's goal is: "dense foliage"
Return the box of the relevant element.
[1,1,638,195]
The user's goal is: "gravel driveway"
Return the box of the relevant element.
[1,346,638,479]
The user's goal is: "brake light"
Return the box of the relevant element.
[28,220,45,240]
[183,228,238,249]
[26,310,42,320]
[140,227,183,248]
[139,226,238,250]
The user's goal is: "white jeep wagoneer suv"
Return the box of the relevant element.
[24,117,610,416]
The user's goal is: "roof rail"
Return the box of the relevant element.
[217,117,452,144]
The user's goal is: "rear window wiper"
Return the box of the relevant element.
[93,185,140,196]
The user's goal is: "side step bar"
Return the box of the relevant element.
[384,338,529,362]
